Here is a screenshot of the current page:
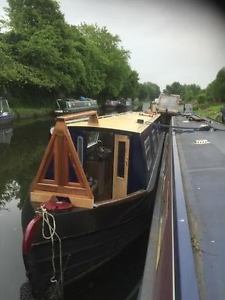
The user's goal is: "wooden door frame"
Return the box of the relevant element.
[112,134,130,199]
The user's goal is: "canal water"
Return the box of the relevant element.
[0,118,149,300]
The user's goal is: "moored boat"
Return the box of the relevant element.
[54,98,98,116]
[156,93,181,115]
[117,98,132,112]
[104,98,132,113]
[0,98,14,125]
[22,110,166,298]
[104,99,120,112]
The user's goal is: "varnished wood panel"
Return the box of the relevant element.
[30,118,94,208]
[112,134,130,199]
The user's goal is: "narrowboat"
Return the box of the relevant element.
[104,99,120,112]
[156,93,181,115]
[117,99,132,112]
[104,99,132,113]
[0,98,14,125]
[22,110,165,299]
[54,98,98,116]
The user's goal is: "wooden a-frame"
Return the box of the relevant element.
[30,111,98,208]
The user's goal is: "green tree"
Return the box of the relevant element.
[164,81,184,96]
[6,0,65,32]
[207,67,225,102]
[2,0,86,104]
[197,91,208,105]
[119,70,139,100]
[182,84,201,102]
[0,1,140,106]
[77,24,132,102]
[0,36,30,96]
[138,82,160,101]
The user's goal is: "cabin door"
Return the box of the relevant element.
[112,134,130,199]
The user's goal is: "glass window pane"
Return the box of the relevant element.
[117,141,125,177]
[77,136,83,165]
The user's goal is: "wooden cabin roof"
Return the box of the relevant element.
[67,112,161,133]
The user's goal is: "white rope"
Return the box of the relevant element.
[40,206,64,286]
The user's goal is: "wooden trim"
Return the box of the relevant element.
[94,190,147,207]
[57,110,99,125]
[41,179,55,184]
[31,191,93,209]
[35,183,88,196]
[112,134,130,199]
[30,133,56,187]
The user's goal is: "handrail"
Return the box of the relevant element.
[172,118,199,300]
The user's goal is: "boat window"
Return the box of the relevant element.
[152,128,158,154]
[77,136,84,165]
[117,141,125,177]
[56,100,62,109]
[144,136,152,170]
[87,131,99,148]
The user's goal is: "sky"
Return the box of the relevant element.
[0,0,225,90]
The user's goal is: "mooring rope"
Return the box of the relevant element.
[40,206,64,288]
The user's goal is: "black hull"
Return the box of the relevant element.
[22,192,154,298]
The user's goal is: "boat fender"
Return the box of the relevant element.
[23,215,42,255]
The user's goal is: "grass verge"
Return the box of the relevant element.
[194,103,223,120]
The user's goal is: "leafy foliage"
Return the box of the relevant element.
[207,67,225,102]
[1,0,222,109]
[164,81,183,97]
[0,2,143,106]
[164,81,204,104]
[138,82,160,101]
[163,69,225,106]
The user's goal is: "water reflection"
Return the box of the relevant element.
[0,117,53,300]
[0,127,13,144]
[0,180,20,210]
[0,118,53,209]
